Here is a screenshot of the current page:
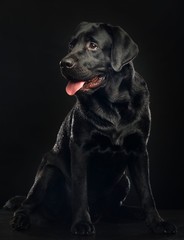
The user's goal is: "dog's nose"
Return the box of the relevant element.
[60,58,75,69]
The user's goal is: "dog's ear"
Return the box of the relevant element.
[110,26,139,72]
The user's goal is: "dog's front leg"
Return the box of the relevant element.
[70,141,95,236]
[128,149,176,234]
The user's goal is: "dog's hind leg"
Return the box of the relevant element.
[92,174,130,219]
[106,174,130,209]
[10,153,64,231]
[103,174,145,221]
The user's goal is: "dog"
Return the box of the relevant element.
[4,22,176,236]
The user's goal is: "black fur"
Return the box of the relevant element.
[5,22,176,236]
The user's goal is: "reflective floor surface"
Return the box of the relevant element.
[0,209,183,240]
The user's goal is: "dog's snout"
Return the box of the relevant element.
[60,58,75,69]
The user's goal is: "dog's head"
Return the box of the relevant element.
[60,22,138,95]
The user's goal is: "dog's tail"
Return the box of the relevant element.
[3,196,26,211]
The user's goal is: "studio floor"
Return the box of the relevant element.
[0,209,183,240]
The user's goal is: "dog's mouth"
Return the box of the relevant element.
[66,75,105,96]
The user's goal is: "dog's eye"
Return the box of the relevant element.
[87,42,98,51]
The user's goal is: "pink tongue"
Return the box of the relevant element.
[66,81,85,96]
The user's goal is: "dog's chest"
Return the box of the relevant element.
[92,104,137,147]
[90,124,132,153]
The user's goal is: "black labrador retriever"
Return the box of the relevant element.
[4,22,176,236]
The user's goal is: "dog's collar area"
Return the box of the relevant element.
[66,75,106,95]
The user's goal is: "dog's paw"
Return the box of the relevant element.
[71,221,95,235]
[10,212,30,231]
[3,196,25,211]
[147,219,177,235]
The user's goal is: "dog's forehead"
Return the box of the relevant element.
[73,22,100,37]
[71,22,111,45]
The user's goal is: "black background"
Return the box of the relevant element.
[0,0,183,209]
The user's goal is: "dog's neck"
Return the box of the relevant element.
[104,62,135,103]
[77,62,135,104]
[75,63,137,127]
